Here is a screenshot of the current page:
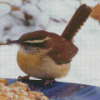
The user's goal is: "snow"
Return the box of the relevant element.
[0,0,100,87]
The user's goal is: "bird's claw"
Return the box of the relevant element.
[44,79,55,86]
[18,75,30,81]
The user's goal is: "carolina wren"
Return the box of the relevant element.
[7,4,92,84]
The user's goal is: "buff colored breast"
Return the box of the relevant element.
[17,50,70,79]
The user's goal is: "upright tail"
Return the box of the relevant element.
[61,4,92,41]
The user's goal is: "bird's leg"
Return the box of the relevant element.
[18,75,30,81]
[42,79,55,86]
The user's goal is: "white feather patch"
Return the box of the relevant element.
[24,37,51,43]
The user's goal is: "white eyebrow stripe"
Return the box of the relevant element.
[24,37,51,43]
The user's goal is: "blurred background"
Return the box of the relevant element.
[0,0,100,87]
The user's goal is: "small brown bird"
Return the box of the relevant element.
[7,4,92,85]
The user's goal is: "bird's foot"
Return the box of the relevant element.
[18,75,30,81]
[42,79,55,86]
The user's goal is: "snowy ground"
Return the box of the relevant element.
[0,0,100,87]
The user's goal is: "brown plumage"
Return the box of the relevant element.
[61,4,92,41]
[7,4,92,84]
[19,31,78,64]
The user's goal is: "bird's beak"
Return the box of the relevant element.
[6,40,19,45]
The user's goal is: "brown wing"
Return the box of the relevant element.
[48,37,78,64]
